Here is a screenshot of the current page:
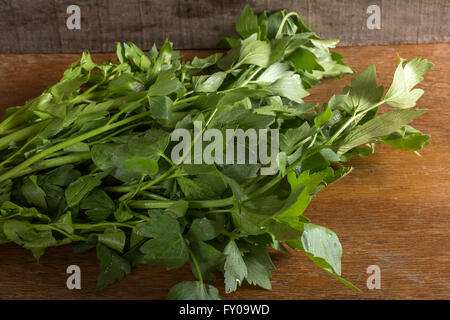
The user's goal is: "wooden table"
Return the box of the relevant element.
[0,44,448,300]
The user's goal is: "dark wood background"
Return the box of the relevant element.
[0,0,449,53]
[0,43,448,299]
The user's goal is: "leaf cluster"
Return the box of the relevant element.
[0,5,432,299]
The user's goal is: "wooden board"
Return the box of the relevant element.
[0,44,449,299]
[0,0,449,53]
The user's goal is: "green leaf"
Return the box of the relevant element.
[237,38,271,67]
[167,281,221,300]
[216,87,270,107]
[256,62,290,83]
[54,212,73,234]
[385,57,434,108]
[123,42,147,70]
[301,223,342,275]
[165,199,189,218]
[289,47,323,73]
[127,128,170,158]
[277,151,287,177]
[21,176,47,209]
[23,230,57,260]
[146,39,174,83]
[122,157,159,175]
[80,189,115,222]
[177,176,225,200]
[3,219,38,245]
[2,219,56,260]
[148,96,173,120]
[92,129,168,181]
[188,217,223,242]
[65,172,105,208]
[98,229,126,253]
[138,211,188,269]
[0,180,12,205]
[148,70,179,96]
[108,74,144,95]
[193,72,227,93]
[91,143,141,182]
[96,243,131,290]
[274,171,327,219]
[114,202,134,222]
[338,109,427,153]
[320,148,342,161]
[0,201,50,222]
[217,46,241,70]
[236,5,259,38]
[223,239,247,293]
[189,53,223,69]
[382,125,430,151]
[264,73,309,102]
[267,219,302,241]
[80,50,97,71]
[279,122,313,152]
[315,106,332,128]
[343,64,384,112]
[244,247,275,290]
[51,72,87,100]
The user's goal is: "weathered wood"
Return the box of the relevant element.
[0,44,449,299]
[0,0,448,53]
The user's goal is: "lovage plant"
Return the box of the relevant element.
[0,5,432,299]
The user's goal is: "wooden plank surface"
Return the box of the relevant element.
[0,44,449,299]
[0,0,449,53]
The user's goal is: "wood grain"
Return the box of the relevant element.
[0,0,449,53]
[0,44,449,299]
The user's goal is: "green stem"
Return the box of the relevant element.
[190,197,234,208]
[103,185,160,193]
[71,82,102,104]
[126,175,146,201]
[0,213,20,221]
[326,100,385,146]
[307,133,318,148]
[0,110,152,183]
[173,95,199,106]
[8,152,91,179]
[275,12,300,38]
[107,97,147,125]
[88,120,153,145]
[128,197,234,210]
[189,248,203,284]
[0,106,35,135]
[34,224,87,241]
[247,152,307,200]
[239,66,263,87]
[288,136,312,155]
[0,136,38,167]
[0,120,49,151]
[160,153,175,166]
[127,200,173,209]
[132,213,150,221]
[118,168,176,201]
[138,191,168,201]
[222,230,239,238]
[73,222,137,230]
[207,209,233,214]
